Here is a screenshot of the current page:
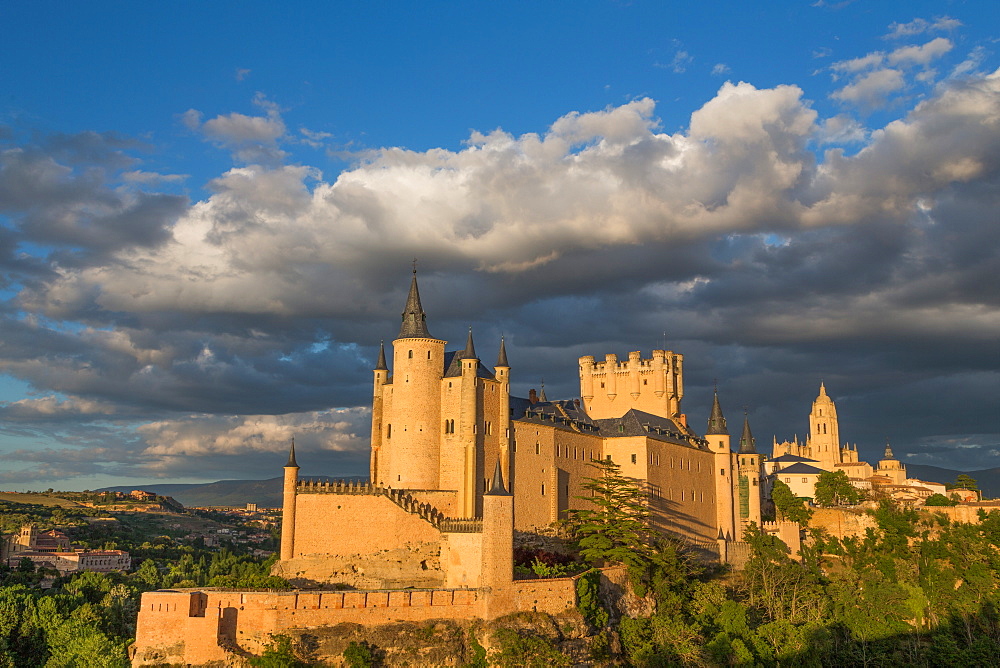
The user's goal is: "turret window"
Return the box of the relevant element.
[387,425,391,438]
[408,350,413,359]
[427,351,431,359]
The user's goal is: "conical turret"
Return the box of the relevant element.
[486,459,509,495]
[285,437,299,468]
[398,269,432,339]
[738,413,756,454]
[496,336,509,368]
[464,327,478,360]
[706,389,728,435]
[375,340,388,370]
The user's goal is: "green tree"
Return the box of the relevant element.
[770,480,813,524]
[813,470,862,507]
[565,458,652,570]
[924,493,959,507]
[952,474,979,491]
[249,634,311,667]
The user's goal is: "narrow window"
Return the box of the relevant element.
[427,350,431,359]
[600,382,605,388]
[720,468,725,476]
[541,484,545,496]
[408,350,413,359]
[535,443,540,455]
[387,424,391,438]
[631,454,637,464]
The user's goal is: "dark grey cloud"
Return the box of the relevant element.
[0,70,998,486]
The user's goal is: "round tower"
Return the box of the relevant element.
[280,439,299,561]
[495,337,512,494]
[706,389,736,540]
[370,340,389,482]
[737,413,762,538]
[384,270,446,489]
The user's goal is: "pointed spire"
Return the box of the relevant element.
[738,411,757,454]
[486,459,509,495]
[375,340,387,370]
[706,389,728,435]
[884,439,895,459]
[496,336,509,368]
[539,380,548,402]
[398,268,432,339]
[285,437,299,468]
[819,381,827,397]
[464,327,478,360]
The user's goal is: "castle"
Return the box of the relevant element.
[131,271,774,665]
[276,269,769,592]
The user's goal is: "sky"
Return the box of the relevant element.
[0,1,997,491]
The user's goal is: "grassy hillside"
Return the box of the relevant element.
[0,492,87,508]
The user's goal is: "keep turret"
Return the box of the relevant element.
[399,269,432,339]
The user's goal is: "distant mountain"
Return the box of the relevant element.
[906,464,1000,499]
[98,465,1000,507]
[99,476,366,508]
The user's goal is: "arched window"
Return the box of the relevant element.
[408,350,413,359]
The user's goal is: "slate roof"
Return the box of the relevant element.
[442,350,496,379]
[776,462,824,475]
[770,454,819,463]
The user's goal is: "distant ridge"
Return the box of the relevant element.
[906,464,1000,499]
[97,466,998,506]
[99,475,367,508]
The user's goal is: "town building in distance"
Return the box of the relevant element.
[1,524,131,575]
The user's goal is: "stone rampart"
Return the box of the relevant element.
[132,579,579,667]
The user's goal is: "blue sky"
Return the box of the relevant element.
[0,1,997,490]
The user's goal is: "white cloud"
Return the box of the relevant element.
[831,52,885,74]
[831,68,905,108]
[889,37,953,67]
[885,17,962,40]
[138,408,369,458]
[712,63,731,76]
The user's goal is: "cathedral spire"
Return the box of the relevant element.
[538,380,548,402]
[375,340,387,370]
[496,336,509,368]
[738,411,756,454]
[398,268,432,339]
[285,437,299,468]
[706,389,728,435]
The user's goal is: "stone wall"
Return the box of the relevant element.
[132,579,578,667]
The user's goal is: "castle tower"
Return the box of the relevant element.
[495,337,511,495]
[481,460,514,617]
[808,383,841,470]
[705,390,736,541]
[378,270,447,489]
[460,329,480,517]
[370,341,389,481]
[280,439,299,561]
[737,414,762,538]
[578,349,684,420]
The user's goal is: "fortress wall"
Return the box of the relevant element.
[512,422,559,530]
[292,493,440,557]
[441,531,483,588]
[405,489,460,517]
[810,507,879,540]
[513,577,578,615]
[133,588,486,666]
[644,441,717,542]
